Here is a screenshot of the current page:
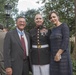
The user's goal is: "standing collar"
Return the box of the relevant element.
[35,25,46,29]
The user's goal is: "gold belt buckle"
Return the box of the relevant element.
[37,45,41,48]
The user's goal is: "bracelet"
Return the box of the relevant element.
[60,55,61,59]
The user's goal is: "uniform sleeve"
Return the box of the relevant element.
[60,23,69,51]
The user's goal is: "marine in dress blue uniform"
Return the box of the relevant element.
[30,14,50,75]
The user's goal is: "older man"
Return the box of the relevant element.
[4,16,30,75]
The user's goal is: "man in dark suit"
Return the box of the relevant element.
[3,16,30,75]
[0,25,7,75]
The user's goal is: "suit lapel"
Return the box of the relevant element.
[13,29,23,50]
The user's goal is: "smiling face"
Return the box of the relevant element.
[49,12,59,25]
[16,17,26,31]
[34,14,44,27]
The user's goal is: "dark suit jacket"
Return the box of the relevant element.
[3,29,30,75]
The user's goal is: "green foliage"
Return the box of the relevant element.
[72,59,76,75]
[38,0,75,36]
[0,0,18,29]
[25,9,40,32]
[70,41,74,54]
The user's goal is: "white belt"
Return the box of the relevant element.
[32,44,49,48]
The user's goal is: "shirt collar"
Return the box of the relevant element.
[16,28,24,36]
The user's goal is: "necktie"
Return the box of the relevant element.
[20,35,26,59]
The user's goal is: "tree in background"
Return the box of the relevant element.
[71,0,76,59]
[37,0,75,36]
[0,0,19,29]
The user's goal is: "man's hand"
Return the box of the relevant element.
[5,67,12,75]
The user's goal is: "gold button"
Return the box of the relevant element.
[37,31,39,33]
[37,34,39,36]
[38,29,39,30]
[38,42,40,44]
[37,37,39,38]
[37,40,39,42]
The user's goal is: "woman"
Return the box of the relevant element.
[49,11,73,75]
